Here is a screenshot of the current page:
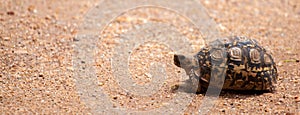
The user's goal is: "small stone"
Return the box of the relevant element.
[144,73,152,79]
[45,15,52,20]
[73,37,80,41]
[28,5,37,13]
[293,80,298,83]
[66,66,74,71]
[166,95,171,98]
[38,74,43,77]
[220,109,225,112]
[295,96,300,103]
[276,102,281,105]
[7,11,15,15]
[265,109,268,112]
[98,82,104,86]
[14,50,28,54]
[278,62,283,67]
[235,95,239,98]
[286,112,295,115]
[2,37,10,41]
[279,98,284,103]
[219,24,227,31]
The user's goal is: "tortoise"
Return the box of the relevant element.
[174,36,278,93]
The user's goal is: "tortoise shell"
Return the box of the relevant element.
[174,36,278,93]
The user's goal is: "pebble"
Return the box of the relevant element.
[166,95,171,98]
[113,96,118,100]
[220,109,225,112]
[219,24,227,31]
[27,5,37,13]
[6,11,15,15]
[14,50,28,54]
[278,62,283,67]
[66,66,73,71]
[295,96,300,103]
[235,95,239,98]
[98,82,104,86]
[3,37,10,41]
[144,73,152,79]
[279,98,284,103]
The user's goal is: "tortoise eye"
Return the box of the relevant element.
[250,48,261,63]
[229,47,242,61]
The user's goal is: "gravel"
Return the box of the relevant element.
[1,0,299,114]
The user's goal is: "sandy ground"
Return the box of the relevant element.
[1,0,300,114]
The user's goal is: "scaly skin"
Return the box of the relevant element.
[174,36,278,93]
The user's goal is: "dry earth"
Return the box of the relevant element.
[1,0,300,114]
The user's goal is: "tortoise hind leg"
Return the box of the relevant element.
[196,83,207,94]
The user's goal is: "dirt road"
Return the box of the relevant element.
[1,0,299,114]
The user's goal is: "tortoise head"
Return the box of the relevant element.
[174,54,198,74]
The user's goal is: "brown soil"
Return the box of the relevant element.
[1,0,299,114]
